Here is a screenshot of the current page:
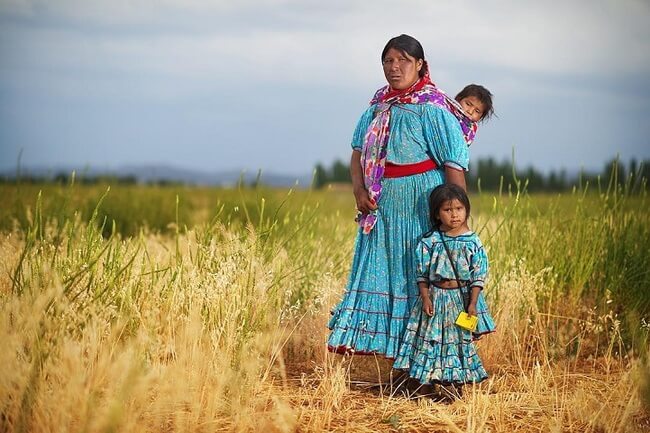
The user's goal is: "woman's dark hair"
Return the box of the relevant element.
[455,84,495,122]
[381,34,426,78]
[427,183,471,231]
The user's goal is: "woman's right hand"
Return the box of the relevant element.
[350,150,378,215]
[353,186,378,215]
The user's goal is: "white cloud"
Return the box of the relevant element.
[1,0,648,108]
[3,0,649,83]
[1,0,648,172]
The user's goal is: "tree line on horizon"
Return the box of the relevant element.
[313,157,649,193]
[0,173,182,186]
[2,157,647,192]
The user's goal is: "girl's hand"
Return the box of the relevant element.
[422,298,434,317]
[467,302,478,317]
[353,186,378,215]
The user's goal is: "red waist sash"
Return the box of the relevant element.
[384,159,437,178]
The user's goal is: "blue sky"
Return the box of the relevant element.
[1,0,649,177]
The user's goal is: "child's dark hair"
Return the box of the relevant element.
[455,84,494,122]
[427,183,471,232]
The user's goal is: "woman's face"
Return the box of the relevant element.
[382,48,423,90]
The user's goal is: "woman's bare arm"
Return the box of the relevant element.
[444,165,467,192]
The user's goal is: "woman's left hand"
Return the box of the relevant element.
[467,303,478,317]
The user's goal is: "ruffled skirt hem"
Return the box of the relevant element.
[393,287,492,384]
[393,341,489,384]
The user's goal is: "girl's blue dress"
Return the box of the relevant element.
[393,231,496,384]
[327,103,469,358]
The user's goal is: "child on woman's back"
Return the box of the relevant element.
[456,84,494,123]
[444,83,494,147]
[394,183,496,400]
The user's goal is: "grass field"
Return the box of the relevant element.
[1,180,649,432]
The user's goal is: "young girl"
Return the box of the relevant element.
[444,83,494,146]
[393,183,496,399]
[456,84,494,123]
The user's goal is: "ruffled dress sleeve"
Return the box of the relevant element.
[469,237,489,289]
[415,237,433,284]
[421,105,469,171]
[350,105,376,151]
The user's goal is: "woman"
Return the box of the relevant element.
[327,34,469,359]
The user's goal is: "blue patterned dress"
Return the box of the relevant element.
[393,231,496,384]
[327,103,469,358]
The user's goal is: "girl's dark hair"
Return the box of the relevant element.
[455,84,495,122]
[381,34,427,78]
[427,183,471,231]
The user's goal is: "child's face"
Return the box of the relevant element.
[459,96,486,122]
[437,199,467,230]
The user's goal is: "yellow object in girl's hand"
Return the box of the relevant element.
[455,312,478,331]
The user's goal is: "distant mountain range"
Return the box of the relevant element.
[1,164,314,188]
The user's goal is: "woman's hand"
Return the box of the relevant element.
[422,297,434,317]
[353,186,378,215]
[350,150,378,215]
[467,302,478,317]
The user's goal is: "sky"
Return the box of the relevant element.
[1,0,649,178]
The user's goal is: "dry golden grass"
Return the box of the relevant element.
[283,269,649,433]
[0,211,648,432]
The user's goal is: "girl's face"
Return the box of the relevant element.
[459,96,486,122]
[382,48,423,90]
[437,198,467,230]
